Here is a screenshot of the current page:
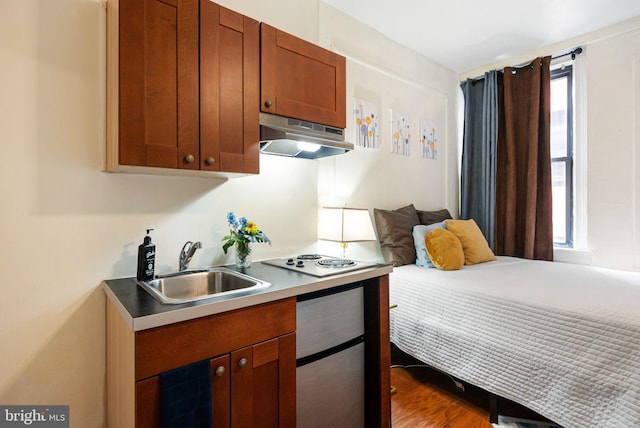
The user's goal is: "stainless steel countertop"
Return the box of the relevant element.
[103,261,393,332]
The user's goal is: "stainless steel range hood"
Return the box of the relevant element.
[259,113,353,159]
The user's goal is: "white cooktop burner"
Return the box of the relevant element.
[316,258,356,268]
[295,254,323,261]
[261,254,377,277]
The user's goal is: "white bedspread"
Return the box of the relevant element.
[389,257,640,428]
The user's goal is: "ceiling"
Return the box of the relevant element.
[321,0,640,73]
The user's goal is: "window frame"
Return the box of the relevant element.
[550,65,574,247]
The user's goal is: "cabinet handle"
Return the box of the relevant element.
[215,366,225,377]
[264,100,273,108]
[238,358,248,368]
[205,156,215,166]
[184,154,195,163]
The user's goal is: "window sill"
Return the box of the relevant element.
[553,247,592,265]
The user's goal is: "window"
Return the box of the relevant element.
[550,65,574,247]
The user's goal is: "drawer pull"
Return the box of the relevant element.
[215,366,225,377]
[238,358,248,368]
[184,154,195,163]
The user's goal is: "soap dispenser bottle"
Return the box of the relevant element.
[137,229,155,281]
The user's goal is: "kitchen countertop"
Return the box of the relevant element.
[103,261,393,332]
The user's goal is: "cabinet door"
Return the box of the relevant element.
[136,376,161,427]
[260,23,346,129]
[135,355,231,428]
[133,335,295,428]
[119,0,199,169]
[200,2,260,173]
[231,333,296,428]
[210,354,231,427]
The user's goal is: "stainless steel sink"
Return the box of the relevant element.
[136,267,271,304]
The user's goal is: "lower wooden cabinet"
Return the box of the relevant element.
[106,276,390,427]
[133,333,295,427]
[106,298,296,428]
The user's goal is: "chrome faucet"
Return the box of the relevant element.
[179,241,202,271]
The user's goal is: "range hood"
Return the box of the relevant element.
[259,113,353,159]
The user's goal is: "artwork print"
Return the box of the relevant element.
[354,99,379,149]
[391,110,411,156]
[420,119,437,159]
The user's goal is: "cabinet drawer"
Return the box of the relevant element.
[134,297,295,380]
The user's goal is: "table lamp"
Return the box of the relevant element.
[318,207,377,259]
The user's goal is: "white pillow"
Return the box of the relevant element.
[412,221,447,268]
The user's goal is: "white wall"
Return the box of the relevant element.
[316,3,461,261]
[585,28,640,270]
[0,0,460,425]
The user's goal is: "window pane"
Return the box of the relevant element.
[552,161,566,243]
[550,77,567,158]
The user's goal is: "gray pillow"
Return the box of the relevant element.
[417,208,453,225]
[373,204,420,266]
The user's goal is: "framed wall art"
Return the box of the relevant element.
[390,109,411,156]
[354,98,379,149]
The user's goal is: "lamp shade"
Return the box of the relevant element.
[318,207,377,242]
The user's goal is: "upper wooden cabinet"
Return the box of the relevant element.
[117,0,199,170]
[260,23,347,129]
[200,2,259,174]
[108,1,347,176]
[109,0,259,175]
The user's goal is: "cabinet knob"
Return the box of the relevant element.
[264,100,273,108]
[238,358,248,368]
[184,154,195,163]
[215,366,225,377]
[205,156,215,166]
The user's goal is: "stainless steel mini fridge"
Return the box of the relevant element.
[296,283,365,428]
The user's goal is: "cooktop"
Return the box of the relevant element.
[261,254,377,277]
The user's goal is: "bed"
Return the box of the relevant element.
[374,205,640,428]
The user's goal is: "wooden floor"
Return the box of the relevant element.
[391,367,494,428]
[388,347,552,427]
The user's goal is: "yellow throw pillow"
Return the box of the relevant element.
[425,229,465,270]
[445,219,496,265]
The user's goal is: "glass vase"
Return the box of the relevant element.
[235,241,252,268]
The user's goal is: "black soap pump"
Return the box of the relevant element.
[137,229,156,281]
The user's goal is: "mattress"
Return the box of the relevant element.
[389,257,640,428]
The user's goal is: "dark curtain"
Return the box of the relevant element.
[460,71,498,250]
[495,56,553,261]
